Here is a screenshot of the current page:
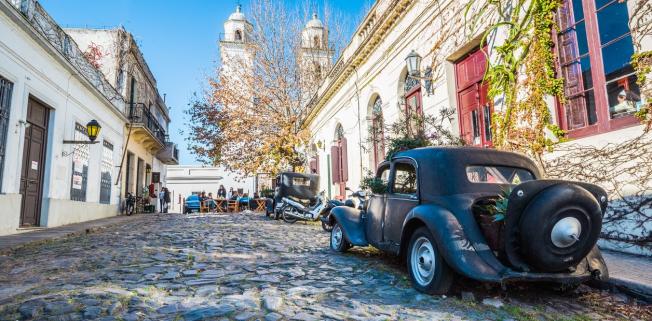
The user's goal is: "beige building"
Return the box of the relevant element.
[304,0,650,255]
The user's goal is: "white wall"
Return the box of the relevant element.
[0,2,125,235]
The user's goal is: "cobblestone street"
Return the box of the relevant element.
[0,212,649,321]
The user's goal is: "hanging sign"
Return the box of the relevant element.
[72,174,83,190]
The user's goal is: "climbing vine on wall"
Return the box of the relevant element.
[465,0,565,167]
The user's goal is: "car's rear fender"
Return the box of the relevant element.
[331,206,368,247]
[401,204,506,282]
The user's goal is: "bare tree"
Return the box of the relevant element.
[186,0,349,176]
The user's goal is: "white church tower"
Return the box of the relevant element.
[300,13,333,80]
[219,5,253,77]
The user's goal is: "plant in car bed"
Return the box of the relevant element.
[473,189,512,251]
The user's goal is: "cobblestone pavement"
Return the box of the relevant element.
[0,212,649,321]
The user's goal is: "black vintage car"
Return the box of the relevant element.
[266,172,320,219]
[329,147,609,294]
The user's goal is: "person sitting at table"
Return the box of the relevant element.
[239,193,250,209]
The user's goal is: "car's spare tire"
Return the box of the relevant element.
[518,183,602,272]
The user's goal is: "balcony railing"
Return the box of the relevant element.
[128,103,166,144]
[9,0,124,111]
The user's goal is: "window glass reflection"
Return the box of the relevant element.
[597,1,631,45]
[608,74,643,118]
[602,35,635,80]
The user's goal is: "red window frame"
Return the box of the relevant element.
[555,0,640,138]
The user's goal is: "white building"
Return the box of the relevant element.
[0,0,126,234]
[65,28,179,212]
[304,0,651,254]
[165,165,255,212]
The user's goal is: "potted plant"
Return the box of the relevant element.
[474,189,511,252]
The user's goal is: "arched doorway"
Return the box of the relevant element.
[370,96,385,167]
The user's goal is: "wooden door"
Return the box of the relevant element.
[20,98,49,227]
[455,48,492,147]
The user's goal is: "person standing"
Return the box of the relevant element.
[158,188,165,213]
[163,187,171,213]
[218,185,227,198]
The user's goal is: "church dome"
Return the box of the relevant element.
[306,13,323,28]
[229,5,246,21]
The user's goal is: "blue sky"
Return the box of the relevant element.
[40,0,371,165]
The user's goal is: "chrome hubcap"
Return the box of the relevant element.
[411,237,435,286]
[551,217,582,248]
[331,225,343,249]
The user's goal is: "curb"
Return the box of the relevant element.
[604,277,652,303]
[0,215,145,256]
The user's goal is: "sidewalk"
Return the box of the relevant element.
[602,250,652,300]
[0,214,148,255]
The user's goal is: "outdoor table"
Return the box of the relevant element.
[253,198,266,212]
[214,199,226,213]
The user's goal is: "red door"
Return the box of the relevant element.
[455,48,492,147]
[330,137,348,200]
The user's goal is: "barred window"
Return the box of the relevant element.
[99,141,113,204]
[70,123,90,201]
[0,76,13,192]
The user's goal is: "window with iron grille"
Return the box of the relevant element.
[0,76,13,193]
[70,123,90,201]
[99,140,113,204]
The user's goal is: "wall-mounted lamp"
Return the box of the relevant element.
[316,140,323,150]
[405,50,433,95]
[146,167,152,174]
[63,119,102,145]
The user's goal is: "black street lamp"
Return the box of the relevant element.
[405,50,433,95]
[63,119,102,145]
[86,119,101,142]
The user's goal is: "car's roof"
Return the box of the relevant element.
[394,146,537,170]
[391,146,541,197]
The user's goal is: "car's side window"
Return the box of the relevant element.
[392,162,417,195]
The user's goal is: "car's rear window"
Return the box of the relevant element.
[466,165,534,184]
[292,177,310,186]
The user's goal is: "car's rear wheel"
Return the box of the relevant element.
[407,227,453,295]
[330,222,350,252]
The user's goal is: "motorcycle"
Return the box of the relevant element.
[320,188,367,232]
[281,192,330,223]
[123,192,135,216]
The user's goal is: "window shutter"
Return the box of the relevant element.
[309,158,316,174]
[331,145,340,183]
[341,138,348,182]
[315,155,320,175]
[556,0,588,130]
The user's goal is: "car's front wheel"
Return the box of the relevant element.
[407,227,453,294]
[330,222,350,252]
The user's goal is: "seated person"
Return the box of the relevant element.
[611,89,640,115]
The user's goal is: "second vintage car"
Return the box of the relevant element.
[329,147,609,294]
